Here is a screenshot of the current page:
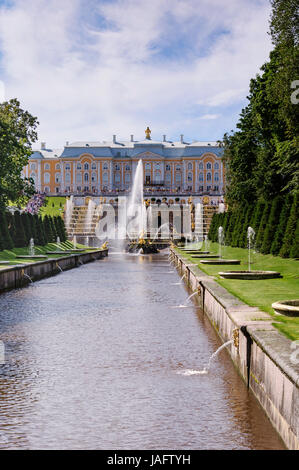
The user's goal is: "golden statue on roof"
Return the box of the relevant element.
[145,126,151,139]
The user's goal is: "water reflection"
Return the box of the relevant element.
[0,253,285,449]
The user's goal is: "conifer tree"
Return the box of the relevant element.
[255,202,271,252]
[270,194,293,255]
[261,196,283,254]
[289,219,299,259]
[0,210,14,250]
[280,194,299,258]
[14,211,27,248]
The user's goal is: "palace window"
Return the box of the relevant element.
[207,185,211,192]
[207,172,212,181]
[199,162,203,170]
[65,163,71,170]
[91,172,97,183]
[84,163,89,171]
[125,173,131,183]
[214,162,219,170]
[125,165,131,171]
[30,172,36,182]
[65,173,71,184]
[77,163,82,170]
[30,163,36,170]
[214,172,219,182]
[115,164,120,171]
[44,163,50,170]
[176,165,181,171]
[92,163,97,170]
[165,164,170,171]
[44,187,50,193]
[155,163,160,170]
[115,173,120,183]
[55,173,61,183]
[175,173,181,182]
[206,162,212,170]
[199,173,204,182]
[56,164,60,170]
[103,172,108,183]
[84,173,89,182]
[103,163,108,170]
[165,173,171,182]
[188,163,193,170]
[188,172,193,181]
[145,163,151,170]
[76,174,82,184]
[44,172,50,184]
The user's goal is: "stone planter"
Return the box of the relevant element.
[219,270,281,280]
[272,300,299,317]
[200,259,241,265]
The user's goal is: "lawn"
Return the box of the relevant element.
[0,240,89,266]
[39,197,66,218]
[177,242,299,340]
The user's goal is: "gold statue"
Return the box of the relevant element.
[145,126,151,139]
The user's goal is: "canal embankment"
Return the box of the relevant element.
[0,249,108,292]
[170,247,299,450]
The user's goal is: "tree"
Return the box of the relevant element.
[271,194,293,255]
[0,211,14,250]
[0,99,38,209]
[13,211,27,248]
[255,202,271,252]
[261,196,283,254]
[289,219,299,258]
[280,194,299,257]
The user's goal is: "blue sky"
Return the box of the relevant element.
[0,0,273,146]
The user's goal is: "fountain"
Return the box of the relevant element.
[272,300,299,317]
[56,236,62,251]
[16,238,48,260]
[199,227,241,265]
[219,226,281,279]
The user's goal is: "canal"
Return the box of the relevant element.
[0,252,284,449]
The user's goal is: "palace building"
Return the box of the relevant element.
[23,129,225,199]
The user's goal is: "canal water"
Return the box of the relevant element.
[0,252,284,450]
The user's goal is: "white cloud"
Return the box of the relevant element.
[199,114,220,120]
[0,0,272,145]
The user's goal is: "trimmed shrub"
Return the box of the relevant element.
[13,211,27,248]
[261,196,283,254]
[289,219,299,259]
[0,211,14,250]
[280,194,299,258]
[255,202,271,252]
[271,194,293,255]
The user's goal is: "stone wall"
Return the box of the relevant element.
[171,248,299,450]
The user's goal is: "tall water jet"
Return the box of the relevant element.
[247,227,255,272]
[65,196,74,230]
[127,160,146,239]
[218,226,224,259]
[85,199,95,235]
[73,235,77,250]
[56,236,61,251]
[29,238,35,257]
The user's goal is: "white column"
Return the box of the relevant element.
[37,161,41,192]
[109,161,113,189]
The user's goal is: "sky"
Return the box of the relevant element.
[0,0,273,147]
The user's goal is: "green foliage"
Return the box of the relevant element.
[270,194,293,255]
[255,202,271,252]
[261,196,283,254]
[280,194,299,257]
[0,211,14,249]
[221,0,299,206]
[0,99,38,209]
[34,215,46,246]
[13,211,26,248]
[289,219,299,258]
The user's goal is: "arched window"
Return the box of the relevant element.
[103,163,108,170]
[115,164,120,171]
[125,173,131,183]
[44,163,50,170]
[30,172,36,183]
[125,164,131,171]
[103,172,108,183]
[56,163,60,170]
[155,163,160,170]
[199,173,204,182]
[44,187,50,193]
[199,162,203,170]
[165,173,171,182]
[145,163,151,170]
[175,173,181,182]
[30,163,36,170]
[91,163,97,170]
[176,165,181,171]
[166,164,170,171]
[155,171,161,183]
[44,172,50,184]
[188,172,193,181]
[76,173,82,184]
[214,162,219,170]
[65,172,71,184]
[115,173,120,183]
[214,172,219,182]
[188,162,193,170]
[206,162,212,170]
[77,163,82,170]
[207,172,212,181]
[84,173,89,182]
[55,173,61,183]
[84,162,89,171]
[65,163,71,170]
[91,172,97,183]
